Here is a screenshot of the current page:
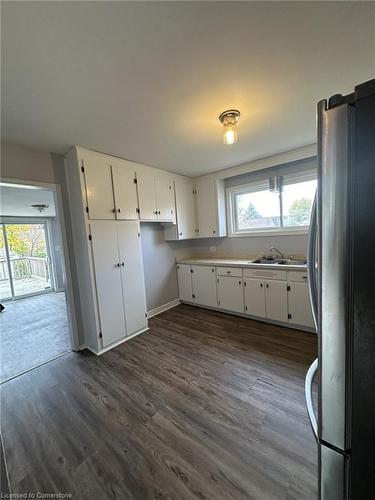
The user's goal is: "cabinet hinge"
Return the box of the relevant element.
[88,234,92,241]
[86,206,89,214]
[288,313,292,320]
[133,178,137,184]
[136,208,140,214]
[287,285,291,291]
[99,332,102,339]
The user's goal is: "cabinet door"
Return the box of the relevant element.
[288,282,315,328]
[191,265,217,307]
[244,278,266,318]
[217,276,244,313]
[117,221,148,335]
[112,165,138,220]
[195,176,218,238]
[83,158,115,220]
[136,171,157,220]
[90,222,126,347]
[265,280,288,323]
[155,176,175,222]
[177,264,193,301]
[175,177,197,240]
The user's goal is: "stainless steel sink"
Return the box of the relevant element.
[251,257,282,264]
[278,259,307,266]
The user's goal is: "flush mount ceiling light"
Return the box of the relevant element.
[219,109,240,145]
[31,204,49,213]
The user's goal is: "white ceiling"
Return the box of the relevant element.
[2,1,374,176]
[0,185,56,217]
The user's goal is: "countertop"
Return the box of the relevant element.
[176,257,308,272]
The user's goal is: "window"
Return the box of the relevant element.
[228,171,317,236]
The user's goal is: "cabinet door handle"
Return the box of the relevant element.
[112,208,116,213]
[238,280,242,285]
[212,268,215,272]
[266,283,269,288]
[115,263,121,268]
[121,262,125,267]
[213,230,216,234]
[260,283,263,288]
[117,208,121,213]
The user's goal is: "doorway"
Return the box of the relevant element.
[0,180,79,383]
[0,221,54,300]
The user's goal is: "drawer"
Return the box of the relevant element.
[244,268,287,281]
[217,266,243,278]
[287,271,308,283]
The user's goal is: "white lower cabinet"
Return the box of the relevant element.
[176,264,193,301]
[244,278,266,318]
[191,265,217,308]
[265,280,288,323]
[217,276,244,313]
[288,281,315,328]
[90,221,147,348]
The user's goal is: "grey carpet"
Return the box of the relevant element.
[0,292,71,382]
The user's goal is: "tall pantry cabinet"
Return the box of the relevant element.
[65,147,148,354]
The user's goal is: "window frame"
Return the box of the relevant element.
[227,170,316,237]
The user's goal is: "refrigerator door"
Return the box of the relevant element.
[318,100,351,452]
[320,444,348,500]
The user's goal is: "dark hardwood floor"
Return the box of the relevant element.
[1,304,318,499]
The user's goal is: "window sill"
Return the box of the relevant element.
[228,228,309,238]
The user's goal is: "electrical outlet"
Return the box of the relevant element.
[209,246,216,253]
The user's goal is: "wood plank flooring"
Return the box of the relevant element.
[1,304,318,499]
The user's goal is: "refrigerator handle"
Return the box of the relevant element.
[307,193,318,330]
[305,357,318,440]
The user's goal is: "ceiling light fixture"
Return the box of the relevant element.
[219,109,240,145]
[31,204,49,213]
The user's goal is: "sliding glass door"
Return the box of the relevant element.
[0,222,54,301]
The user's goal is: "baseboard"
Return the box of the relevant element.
[147,298,181,319]
[88,326,150,356]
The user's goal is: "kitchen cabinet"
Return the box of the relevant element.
[82,156,115,220]
[117,221,148,335]
[217,275,244,313]
[288,281,315,328]
[112,162,138,220]
[191,265,217,308]
[155,176,175,222]
[137,171,175,222]
[82,157,138,221]
[244,278,266,318]
[176,264,193,302]
[65,147,149,355]
[89,222,127,347]
[174,177,197,239]
[265,280,288,323]
[195,176,226,238]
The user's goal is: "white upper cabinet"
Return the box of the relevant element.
[136,171,158,221]
[117,221,147,335]
[195,176,227,238]
[191,265,217,308]
[137,171,175,222]
[155,176,175,222]
[174,177,197,240]
[111,162,138,220]
[288,281,315,328]
[83,157,116,220]
[265,280,288,323]
[177,264,193,301]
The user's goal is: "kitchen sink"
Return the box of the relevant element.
[278,259,307,266]
[251,257,282,264]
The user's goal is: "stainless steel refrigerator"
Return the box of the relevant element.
[305,78,375,499]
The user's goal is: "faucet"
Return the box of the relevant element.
[269,246,284,259]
